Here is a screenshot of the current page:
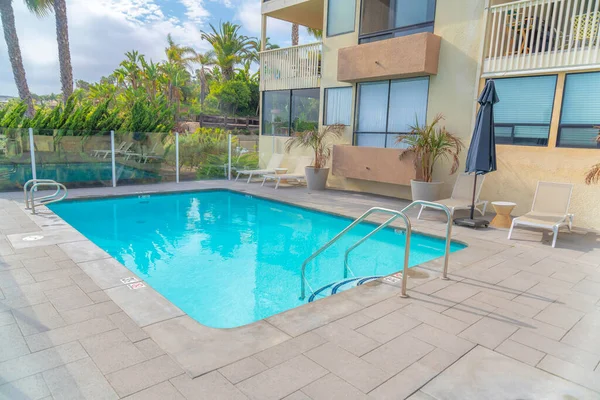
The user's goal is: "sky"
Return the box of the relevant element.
[0,0,314,96]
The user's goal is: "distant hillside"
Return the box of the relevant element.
[0,96,16,103]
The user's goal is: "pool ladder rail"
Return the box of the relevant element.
[300,201,453,301]
[24,179,68,214]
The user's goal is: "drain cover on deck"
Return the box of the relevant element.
[22,235,44,241]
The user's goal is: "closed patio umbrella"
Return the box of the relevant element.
[455,80,499,228]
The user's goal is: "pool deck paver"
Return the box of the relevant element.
[0,180,599,399]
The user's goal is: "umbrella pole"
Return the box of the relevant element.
[470,174,478,220]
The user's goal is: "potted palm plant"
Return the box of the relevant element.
[397,114,463,201]
[585,128,600,185]
[285,124,343,191]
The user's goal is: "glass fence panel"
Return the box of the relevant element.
[0,128,29,191]
[230,134,260,181]
[178,129,231,181]
[32,129,113,188]
[114,131,176,186]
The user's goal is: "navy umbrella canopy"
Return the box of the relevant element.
[458,80,500,225]
[465,79,499,175]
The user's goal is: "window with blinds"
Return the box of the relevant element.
[493,75,557,147]
[327,0,356,37]
[354,77,429,148]
[324,87,352,126]
[558,72,600,149]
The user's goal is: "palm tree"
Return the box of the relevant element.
[0,0,50,117]
[140,57,159,101]
[201,22,254,81]
[585,129,600,185]
[307,28,322,41]
[291,23,299,46]
[192,50,215,106]
[248,37,279,64]
[165,33,196,68]
[52,0,73,103]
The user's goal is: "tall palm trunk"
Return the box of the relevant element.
[292,23,299,46]
[0,0,34,117]
[53,0,73,103]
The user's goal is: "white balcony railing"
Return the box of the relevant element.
[483,0,600,76]
[260,42,322,91]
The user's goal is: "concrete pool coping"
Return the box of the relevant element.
[2,180,600,399]
[11,182,472,378]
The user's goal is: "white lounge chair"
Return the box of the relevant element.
[92,142,126,158]
[125,143,160,163]
[508,181,574,248]
[417,173,488,219]
[262,156,313,189]
[236,153,284,183]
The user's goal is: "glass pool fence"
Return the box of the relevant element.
[0,128,262,192]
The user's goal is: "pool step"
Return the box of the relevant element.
[308,276,381,303]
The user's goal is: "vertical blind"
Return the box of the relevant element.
[325,87,352,125]
[355,77,429,148]
[327,0,356,36]
[493,75,557,145]
[559,72,600,148]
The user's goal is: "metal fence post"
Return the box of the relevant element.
[110,131,116,187]
[228,133,232,180]
[175,132,180,183]
[28,128,36,181]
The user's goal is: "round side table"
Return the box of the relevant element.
[490,201,517,228]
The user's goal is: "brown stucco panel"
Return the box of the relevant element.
[331,145,420,185]
[337,33,442,82]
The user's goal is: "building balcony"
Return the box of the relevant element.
[336,33,442,83]
[483,0,600,77]
[262,0,323,29]
[260,42,322,91]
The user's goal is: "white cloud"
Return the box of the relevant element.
[0,0,210,96]
[179,0,210,24]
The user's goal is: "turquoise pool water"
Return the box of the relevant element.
[0,162,159,189]
[49,191,465,328]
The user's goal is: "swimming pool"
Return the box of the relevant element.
[49,190,466,328]
[0,162,160,190]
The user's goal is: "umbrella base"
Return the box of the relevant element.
[453,218,489,229]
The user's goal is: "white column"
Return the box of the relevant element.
[175,132,180,183]
[228,133,232,180]
[110,131,116,187]
[28,128,36,181]
[261,15,267,51]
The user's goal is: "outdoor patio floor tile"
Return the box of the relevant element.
[534,303,585,330]
[219,356,268,384]
[301,373,369,400]
[253,332,326,368]
[0,323,30,362]
[43,357,118,400]
[80,329,148,374]
[121,381,184,400]
[236,355,327,400]
[495,339,546,366]
[458,317,519,349]
[12,302,66,336]
[0,373,49,400]
[356,309,421,344]
[361,334,435,374]
[25,317,116,352]
[314,321,380,357]
[305,342,392,393]
[106,354,184,397]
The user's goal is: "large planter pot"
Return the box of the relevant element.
[410,180,443,201]
[306,167,329,191]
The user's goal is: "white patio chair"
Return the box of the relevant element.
[508,181,574,248]
[236,153,284,183]
[417,173,488,219]
[261,156,313,189]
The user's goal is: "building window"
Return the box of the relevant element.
[327,0,356,37]
[262,89,320,136]
[354,77,429,148]
[493,75,557,147]
[324,87,352,125]
[558,72,600,149]
[359,0,436,44]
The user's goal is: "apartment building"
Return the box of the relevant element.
[258,0,600,229]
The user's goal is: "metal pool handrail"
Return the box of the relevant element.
[401,200,453,280]
[24,179,68,214]
[300,207,412,300]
